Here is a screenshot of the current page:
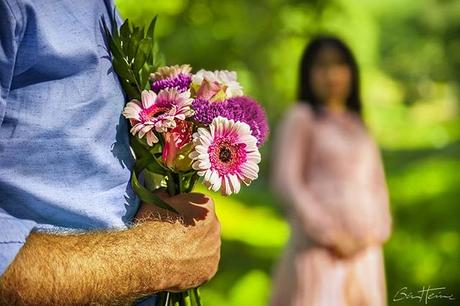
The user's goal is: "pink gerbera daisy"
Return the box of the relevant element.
[122,89,194,146]
[189,116,261,195]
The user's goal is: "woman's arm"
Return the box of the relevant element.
[271,105,391,257]
[362,141,393,243]
[271,104,337,245]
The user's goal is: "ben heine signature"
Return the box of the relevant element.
[393,286,456,304]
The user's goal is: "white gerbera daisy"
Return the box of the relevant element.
[189,116,261,195]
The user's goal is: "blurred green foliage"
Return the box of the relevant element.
[116,0,460,305]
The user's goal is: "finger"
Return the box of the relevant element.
[175,193,214,212]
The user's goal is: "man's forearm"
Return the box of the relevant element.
[0,221,183,305]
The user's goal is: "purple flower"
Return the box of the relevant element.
[192,96,269,147]
[150,65,193,93]
[192,98,221,125]
[151,73,192,93]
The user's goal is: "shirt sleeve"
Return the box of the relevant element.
[0,208,37,276]
[0,0,23,125]
[0,1,37,276]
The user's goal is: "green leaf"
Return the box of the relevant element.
[133,155,151,174]
[134,38,151,73]
[103,17,124,62]
[102,18,113,42]
[131,137,168,175]
[105,13,162,101]
[140,64,152,90]
[146,162,167,175]
[147,16,158,41]
[127,26,142,59]
[153,42,166,67]
[119,19,130,45]
[131,171,178,214]
[120,22,133,58]
[130,136,151,159]
[123,82,141,100]
[135,25,145,41]
[112,57,131,80]
[110,11,119,41]
[133,150,167,176]
[109,39,125,62]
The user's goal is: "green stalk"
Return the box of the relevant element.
[185,173,199,193]
[178,173,184,194]
[183,290,192,306]
[166,171,177,196]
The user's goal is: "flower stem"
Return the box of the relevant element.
[166,171,177,196]
[178,173,184,194]
[185,173,199,193]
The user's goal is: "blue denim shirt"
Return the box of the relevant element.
[0,0,141,282]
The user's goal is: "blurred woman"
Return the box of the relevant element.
[270,36,392,306]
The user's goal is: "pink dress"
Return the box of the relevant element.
[270,103,392,306]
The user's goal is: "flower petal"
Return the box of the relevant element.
[141,90,157,109]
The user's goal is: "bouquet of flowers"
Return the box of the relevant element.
[105,16,268,306]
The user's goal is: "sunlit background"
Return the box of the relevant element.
[116,0,460,305]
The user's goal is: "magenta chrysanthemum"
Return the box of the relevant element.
[192,96,269,146]
[122,89,194,146]
[189,116,261,196]
[191,98,223,125]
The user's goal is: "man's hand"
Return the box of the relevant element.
[0,192,221,305]
[135,190,221,292]
[135,189,212,226]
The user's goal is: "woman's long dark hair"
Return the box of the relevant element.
[298,36,362,117]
